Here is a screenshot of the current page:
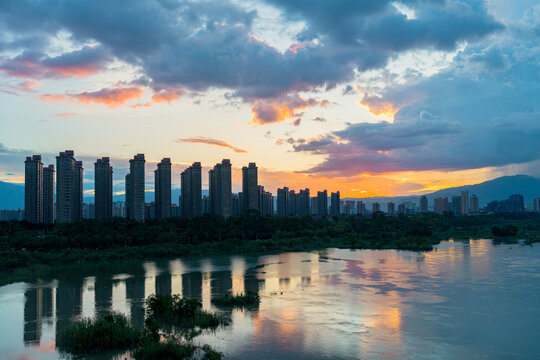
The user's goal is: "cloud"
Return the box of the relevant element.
[250,95,329,124]
[0,0,502,124]
[53,113,76,117]
[40,84,144,107]
[176,137,248,153]
[0,46,110,79]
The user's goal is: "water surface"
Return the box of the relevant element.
[1,239,539,359]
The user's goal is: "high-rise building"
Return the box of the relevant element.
[534,198,540,212]
[310,197,318,216]
[232,194,239,216]
[330,191,340,217]
[470,195,479,213]
[277,187,289,217]
[288,190,296,216]
[25,155,43,223]
[372,202,380,213]
[387,202,395,215]
[202,195,210,215]
[452,196,462,215]
[357,201,365,216]
[209,159,232,217]
[181,162,202,219]
[56,150,83,223]
[126,154,145,221]
[242,163,258,212]
[155,158,171,219]
[258,185,273,216]
[113,201,126,218]
[434,197,449,214]
[461,191,469,215]
[296,189,310,217]
[398,203,407,215]
[95,157,113,219]
[420,195,428,213]
[317,190,328,217]
[43,165,55,224]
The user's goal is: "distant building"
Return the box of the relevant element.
[171,203,180,218]
[534,198,540,212]
[387,202,395,215]
[258,185,273,216]
[330,191,340,217]
[113,201,126,218]
[56,150,83,223]
[232,194,239,216]
[296,189,310,217]
[288,190,297,216]
[310,197,318,216]
[0,209,24,221]
[126,154,145,221]
[420,195,428,213]
[181,162,202,219]
[209,159,232,217]
[202,195,210,215]
[398,203,407,215]
[83,203,95,219]
[434,197,449,214]
[242,163,258,212]
[43,165,55,224]
[470,195,480,213]
[452,196,462,215]
[357,201,365,216]
[95,157,113,219]
[25,155,43,223]
[155,158,172,219]
[344,200,356,215]
[277,187,289,217]
[145,202,156,220]
[317,190,328,217]
[461,191,469,215]
[372,202,380,213]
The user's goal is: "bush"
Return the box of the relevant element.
[133,339,196,360]
[57,312,141,354]
[492,225,518,237]
[212,291,260,307]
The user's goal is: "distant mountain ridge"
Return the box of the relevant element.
[1,175,539,210]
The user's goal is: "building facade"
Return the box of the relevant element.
[209,159,232,217]
[43,165,55,224]
[155,158,171,219]
[420,195,428,213]
[95,157,113,219]
[242,163,258,212]
[317,190,328,217]
[330,191,340,217]
[181,162,202,219]
[24,155,43,223]
[126,154,145,221]
[56,150,83,223]
[434,197,449,214]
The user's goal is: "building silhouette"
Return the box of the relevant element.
[372,202,380,213]
[296,189,310,217]
[310,197,318,216]
[420,195,428,213]
[434,197,449,214]
[95,157,113,219]
[56,150,83,223]
[534,198,540,212]
[209,159,232,217]
[126,154,145,221]
[43,164,55,224]
[387,202,395,215]
[277,187,289,217]
[452,195,462,215]
[258,185,273,216]
[470,195,479,213]
[461,191,469,215]
[330,191,340,217]
[242,163,258,212]
[357,201,365,216]
[181,162,202,219]
[317,190,328,217]
[24,155,43,223]
[155,158,171,219]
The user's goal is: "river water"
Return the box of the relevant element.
[1,239,539,359]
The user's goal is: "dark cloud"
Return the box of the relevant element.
[0,0,502,124]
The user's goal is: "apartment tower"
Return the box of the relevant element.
[24,155,43,223]
[242,162,258,212]
[126,154,145,221]
[43,165,55,224]
[56,150,83,223]
[95,157,113,219]
[155,158,171,219]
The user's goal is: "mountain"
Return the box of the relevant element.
[343,175,540,207]
[0,181,24,210]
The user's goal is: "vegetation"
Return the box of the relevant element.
[56,312,141,354]
[146,294,228,328]
[57,310,223,359]
[492,224,519,237]
[1,212,540,285]
[212,291,261,307]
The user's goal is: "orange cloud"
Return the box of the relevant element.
[53,113,76,117]
[39,94,66,102]
[131,88,184,108]
[359,93,399,117]
[39,84,144,108]
[250,95,329,125]
[47,64,102,78]
[176,137,247,153]
[18,81,41,91]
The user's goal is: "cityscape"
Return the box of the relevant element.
[8,150,540,224]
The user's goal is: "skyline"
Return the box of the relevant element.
[2,1,540,198]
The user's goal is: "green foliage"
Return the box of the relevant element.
[492,225,519,237]
[56,312,141,354]
[132,339,196,360]
[146,294,227,328]
[201,344,223,359]
[212,291,261,307]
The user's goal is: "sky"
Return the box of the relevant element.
[1,0,539,199]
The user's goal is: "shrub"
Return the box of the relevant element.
[212,291,260,307]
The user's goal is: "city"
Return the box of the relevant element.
[9,150,540,223]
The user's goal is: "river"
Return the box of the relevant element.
[1,239,539,359]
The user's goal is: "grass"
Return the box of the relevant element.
[146,294,228,329]
[56,312,141,354]
[212,291,261,307]
[132,339,196,360]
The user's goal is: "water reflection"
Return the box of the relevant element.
[2,240,540,359]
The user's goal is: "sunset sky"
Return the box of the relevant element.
[1,0,539,198]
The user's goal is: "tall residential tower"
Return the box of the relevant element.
[155,158,171,219]
[95,157,113,219]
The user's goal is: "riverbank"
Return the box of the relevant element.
[1,212,539,286]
